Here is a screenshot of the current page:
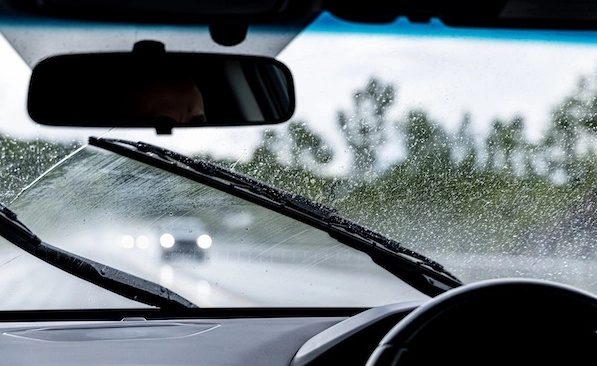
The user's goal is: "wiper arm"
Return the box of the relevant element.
[0,202,197,310]
[90,137,463,297]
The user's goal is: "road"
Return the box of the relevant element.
[124,243,428,307]
[426,250,597,294]
[1,238,596,310]
[0,239,426,310]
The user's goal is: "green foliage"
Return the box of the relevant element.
[207,127,336,203]
[485,116,528,173]
[401,110,453,177]
[0,136,81,203]
[288,121,333,165]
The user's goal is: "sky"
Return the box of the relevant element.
[2,18,597,165]
[282,32,597,137]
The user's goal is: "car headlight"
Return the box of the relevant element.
[197,234,212,249]
[160,233,175,248]
[121,235,135,249]
[136,235,150,249]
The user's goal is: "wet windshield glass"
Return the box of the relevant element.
[2,145,423,309]
[2,12,597,307]
[267,18,597,292]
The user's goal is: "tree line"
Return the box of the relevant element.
[4,72,597,255]
[218,74,597,255]
[231,75,597,187]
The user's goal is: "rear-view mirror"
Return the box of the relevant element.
[27,41,295,133]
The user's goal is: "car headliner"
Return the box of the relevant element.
[2,0,597,29]
[2,0,597,68]
[0,20,308,68]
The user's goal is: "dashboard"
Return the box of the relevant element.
[0,302,420,366]
[0,279,596,365]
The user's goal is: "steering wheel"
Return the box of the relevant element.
[366,278,597,366]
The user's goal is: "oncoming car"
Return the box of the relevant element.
[0,1,596,365]
[117,214,212,261]
[157,214,212,261]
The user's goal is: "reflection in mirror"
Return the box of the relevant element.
[27,43,295,133]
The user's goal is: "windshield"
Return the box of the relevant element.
[2,12,597,309]
[2,144,423,309]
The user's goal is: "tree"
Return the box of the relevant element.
[0,135,80,202]
[402,110,451,176]
[241,129,283,181]
[540,76,594,183]
[453,113,478,173]
[484,116,528,174]
[287,121,333,169]
[337,77,396,177]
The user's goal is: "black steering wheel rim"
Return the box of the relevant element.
[366,278,597,366]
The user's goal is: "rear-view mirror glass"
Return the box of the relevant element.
[27,43,295,133]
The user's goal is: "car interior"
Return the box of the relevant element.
[0,1,596,365]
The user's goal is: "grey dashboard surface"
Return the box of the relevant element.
[0,317,344,366]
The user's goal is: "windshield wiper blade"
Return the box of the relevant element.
[0,202,197,310]
[90,137,463,297]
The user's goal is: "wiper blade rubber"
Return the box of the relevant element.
[90,137,463,297]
